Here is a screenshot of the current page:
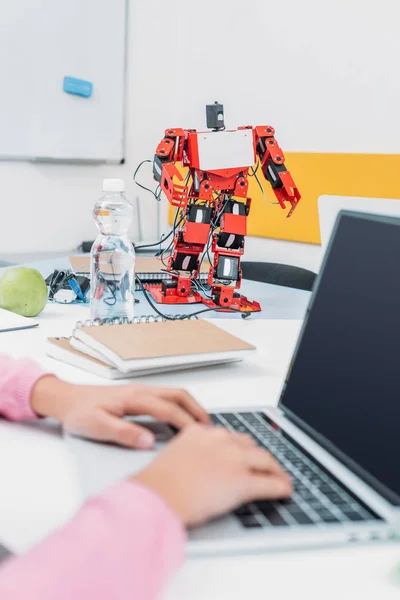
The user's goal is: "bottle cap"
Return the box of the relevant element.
[103,178,125,192]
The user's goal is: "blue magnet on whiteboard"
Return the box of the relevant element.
[63,76,93,98]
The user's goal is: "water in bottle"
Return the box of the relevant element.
[90,178,136,321]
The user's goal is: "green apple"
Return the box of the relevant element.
[0,267,48,317]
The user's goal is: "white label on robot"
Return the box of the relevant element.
[182,256,191,270]
[226,234,235,247]
[194,171,200,191]
[267,164,277,182]
[223,260,232,278]
[197,129,255,171]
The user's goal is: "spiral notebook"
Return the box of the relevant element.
[46,336,236,379]
[68,317,255,374]
[46,337,130,379]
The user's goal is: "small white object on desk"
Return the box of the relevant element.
[0,308,38,333]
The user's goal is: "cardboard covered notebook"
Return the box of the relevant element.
[69,318,255,374]
[69,255,210,280]
[46,337,127,379]
[46,335,239,379]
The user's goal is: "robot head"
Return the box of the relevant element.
[206,102,225,130]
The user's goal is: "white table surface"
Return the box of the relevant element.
[0,304,399,599]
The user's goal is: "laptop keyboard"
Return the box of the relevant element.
[211,412,381,529]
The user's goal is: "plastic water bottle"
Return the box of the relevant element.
[90,178,136,321]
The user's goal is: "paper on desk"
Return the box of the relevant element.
[0,308,38,333]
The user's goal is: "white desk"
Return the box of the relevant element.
[0,305,399,600]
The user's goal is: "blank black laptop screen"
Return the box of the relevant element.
[280,212,400,505]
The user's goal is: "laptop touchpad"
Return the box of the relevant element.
[127,417,177,445]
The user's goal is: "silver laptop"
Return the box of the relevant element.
[65,211,400,555]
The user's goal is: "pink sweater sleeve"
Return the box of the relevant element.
[0,481,186,600]
[0,354,48,420]
[0,355,186,598]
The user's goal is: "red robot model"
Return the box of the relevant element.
[149,103,301,313]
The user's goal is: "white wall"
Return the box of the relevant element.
[174,0,400,154]
[0,0,336,272]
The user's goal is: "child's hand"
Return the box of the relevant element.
[30,375,209,448]
[134,424,292,526]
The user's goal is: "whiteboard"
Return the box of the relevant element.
[0,0,127,162]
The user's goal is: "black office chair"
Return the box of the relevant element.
[241,261,317,292]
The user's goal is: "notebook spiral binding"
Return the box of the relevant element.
[75,314,198,328]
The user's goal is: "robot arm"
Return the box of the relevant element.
[153,128,189,207]
[152,127,212,291]
[253,126,301,218]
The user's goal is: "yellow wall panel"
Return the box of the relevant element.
[168,153,400,244]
